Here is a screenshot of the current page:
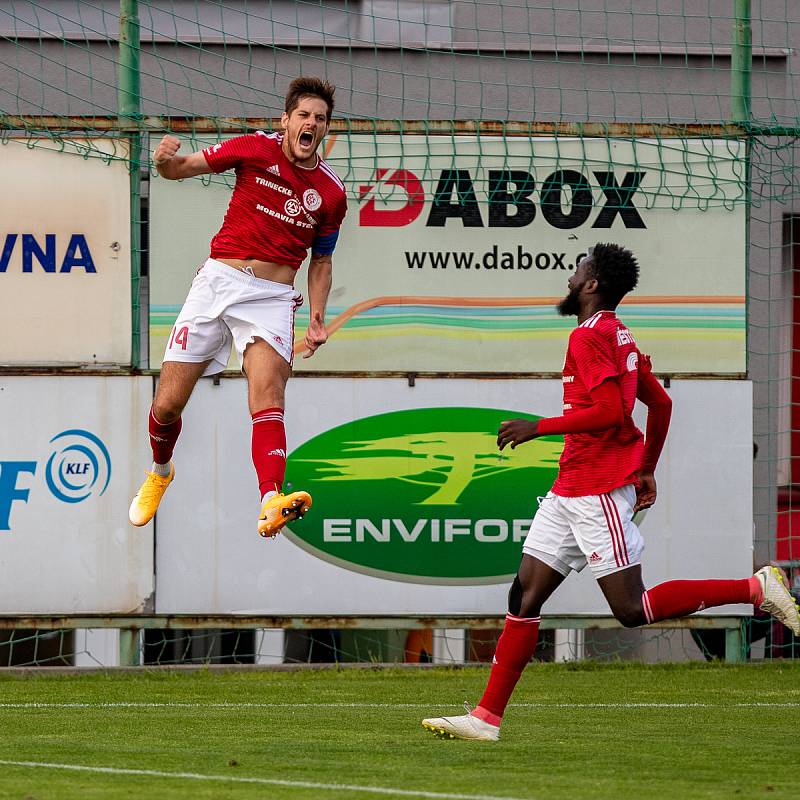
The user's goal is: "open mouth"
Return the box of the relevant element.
[299,131,314,148]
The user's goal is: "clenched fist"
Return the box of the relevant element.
[153,134,181,166]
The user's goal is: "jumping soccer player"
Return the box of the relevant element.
[129,76,347,537]
[422,243,800,741]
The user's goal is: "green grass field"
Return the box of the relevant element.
[0,663,798,799]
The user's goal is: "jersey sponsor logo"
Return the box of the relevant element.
[562,375,574,383]
[284,198,302,217]
[255,176,292,196]
[266,164,281,176]
[256,203,314,229]
[254,179,318,225]
[303,188,322,212]
[626,351,639,372]
[617,328,636,346]
[563,403,572,410]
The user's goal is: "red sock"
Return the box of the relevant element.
[252,407,286,498]
[642,577,759,623]
[149,406,182,464]
[473,614,540,726]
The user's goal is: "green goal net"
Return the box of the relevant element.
[1,1,799,664]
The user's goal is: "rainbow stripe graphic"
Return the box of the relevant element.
[150,295,744,372]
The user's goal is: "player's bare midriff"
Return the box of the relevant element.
[216,258,297,286]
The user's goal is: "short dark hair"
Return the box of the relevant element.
[586,243,639,307]
[285,76,336,121]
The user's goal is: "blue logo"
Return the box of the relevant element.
[0,233,96,273]
[45,429,111,504]
[0,462,36,530]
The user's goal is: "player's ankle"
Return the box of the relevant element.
[748,574,764,606]
[471,705,502,728]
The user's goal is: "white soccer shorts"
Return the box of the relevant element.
[162,258,303,375]
[522,484,645,579]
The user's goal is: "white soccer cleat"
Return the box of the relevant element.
[755,565,800,636]
[421,711,500,741]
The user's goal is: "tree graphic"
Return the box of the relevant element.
[294,431,562,506]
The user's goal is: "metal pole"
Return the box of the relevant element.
[118,0,142,368]
[731,0,752,124]
[118,627,142,666]
[724,621,745,663]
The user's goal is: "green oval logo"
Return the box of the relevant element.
[284,407,562,584]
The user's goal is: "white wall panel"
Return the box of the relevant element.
[0,376,153,613]
[0,138,132,365]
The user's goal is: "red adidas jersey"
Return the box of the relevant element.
[552,310,644,497]
[202,131,347,269]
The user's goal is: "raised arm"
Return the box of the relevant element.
[153,134,213,180]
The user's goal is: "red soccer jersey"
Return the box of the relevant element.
[202,131,347,269]
[551,310,644,497]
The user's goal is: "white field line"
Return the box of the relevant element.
[0,760,531,800]
[0,701,798,709]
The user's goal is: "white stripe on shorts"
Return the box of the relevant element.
[642,590,655,623]
[600,492,629,567]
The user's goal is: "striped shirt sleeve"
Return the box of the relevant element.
[202,134,259,173]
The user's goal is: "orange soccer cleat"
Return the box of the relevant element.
[128,464,175,527]
[257,491,312,538]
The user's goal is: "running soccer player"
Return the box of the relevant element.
[128,76,347,537]
[422,243,800,741]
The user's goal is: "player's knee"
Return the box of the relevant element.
[508,575,544,618]
[243,341,288,408]
[612,601,646,628]
[152,402,182,425]
[508,576,523,616]
[250,384,285,411]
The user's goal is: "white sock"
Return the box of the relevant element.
[151,461,171,477]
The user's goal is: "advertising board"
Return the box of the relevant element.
[0,138,132,366]
[0,376,153,613]
[149,134,745,373]
[155,377,752,616]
